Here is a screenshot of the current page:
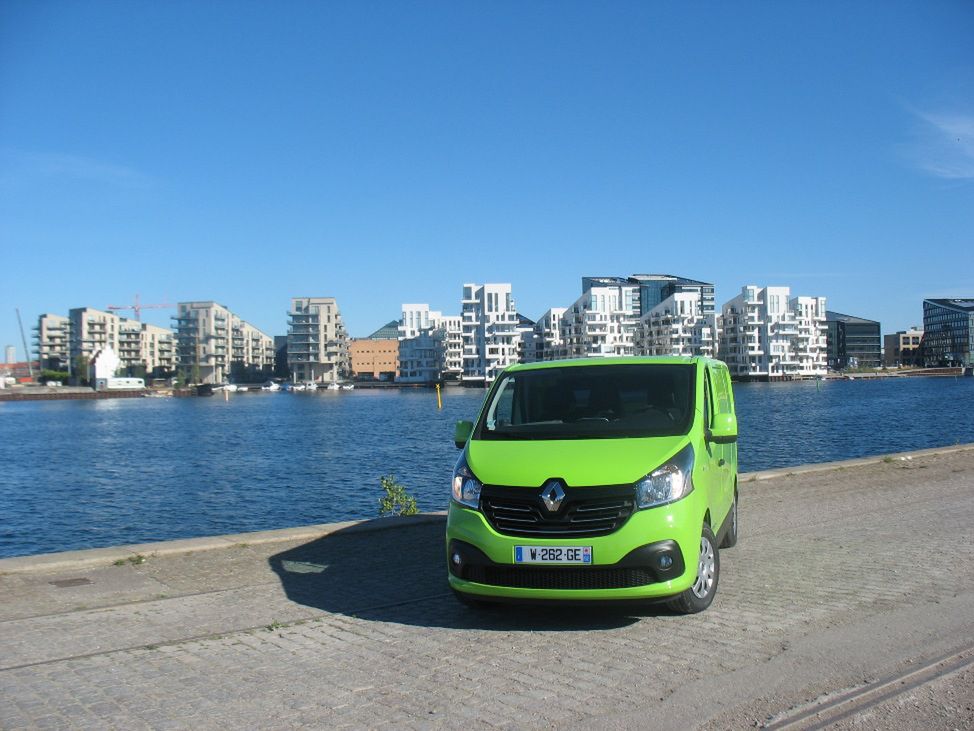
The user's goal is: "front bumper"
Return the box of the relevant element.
[446,497,703,601]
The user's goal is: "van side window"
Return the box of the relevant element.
[712,367,732,415]
[485,378,516,429]
[703,368,714,429]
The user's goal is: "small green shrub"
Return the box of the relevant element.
[378,474,418,516]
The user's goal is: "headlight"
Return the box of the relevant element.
[635,444,694,509]
[451,456,482,509]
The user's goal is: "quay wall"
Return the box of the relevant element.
[0,388,146,402]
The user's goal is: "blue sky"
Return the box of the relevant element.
[2,1,972,357]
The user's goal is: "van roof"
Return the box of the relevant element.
[505,356,725,373]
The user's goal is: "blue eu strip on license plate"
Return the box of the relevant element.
[514,546,592,564]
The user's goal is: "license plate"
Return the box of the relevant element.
[514,546,592,564]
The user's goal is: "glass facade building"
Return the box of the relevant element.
[922,299,974,367]
[628,274,716,317]
[825,311,881,369]
[582,274,715,317]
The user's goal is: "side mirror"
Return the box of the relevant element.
[707,412,738,444]
[454,420,473,449]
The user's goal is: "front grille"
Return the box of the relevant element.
[480,483,635,538]
[464,565,656,590]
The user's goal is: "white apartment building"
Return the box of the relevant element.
[720,286,827,380]
[34,314,70,370]
[515,314,536,364]
[287,297,349,383]
[398,329,445,383]
[561,283,640,358]
[399,304,463,380]
[400,304,440,339]
[177,301,275,384]
[636,292,718,358]
[440,315,463,379]
[460,283,522,384]
[530,307,568,361]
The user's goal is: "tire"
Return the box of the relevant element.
[720,492,738,549]
[668,524,720,614]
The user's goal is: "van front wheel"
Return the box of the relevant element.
[668,525,719,614]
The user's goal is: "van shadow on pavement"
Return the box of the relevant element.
[268,516,659,631]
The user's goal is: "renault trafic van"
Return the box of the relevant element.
[447,357,738,613]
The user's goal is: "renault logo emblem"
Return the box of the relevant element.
[541,480,566,512]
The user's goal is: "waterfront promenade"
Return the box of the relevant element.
[2,446,974,730]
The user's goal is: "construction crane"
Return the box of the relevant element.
[15,308,33,378]
[107,294,175,321]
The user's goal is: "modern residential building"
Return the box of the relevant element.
[883,328,923,367]
[349,338,399,380]
[922,299,974,367]
[720,285,827,380]
[121,321,176,376]
[460,283,522,384]
[439,315,463,380]
[117,321,171,375]
[176,301,274,384]
[636,292,718,358]
[33,314,70,370]
[529,307,568,361]
[286,297,349,384]
[515,314,536,364]
[562,280,640,358]
[233,319,276,381]
[399,304,462,381]
[68,307,123,371]
[628,274,716,317]
[397,329,445,384]
[35,309,176,378]
[117,319,143,373]
[400,304,440,339]
[825,311,882,369]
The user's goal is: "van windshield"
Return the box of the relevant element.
[477,363,696,440]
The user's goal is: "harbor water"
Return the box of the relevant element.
[1,376,973,558]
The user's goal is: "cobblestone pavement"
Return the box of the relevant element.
[2,448,974,730]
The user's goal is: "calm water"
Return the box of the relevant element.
[1,377,973,558]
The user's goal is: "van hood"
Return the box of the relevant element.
[466,436,689,487]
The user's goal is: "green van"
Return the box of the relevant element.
[446,356,738,613]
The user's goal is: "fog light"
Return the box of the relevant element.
[657,554,674,570]
[452,552,462,567]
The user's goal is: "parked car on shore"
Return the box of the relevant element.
[447,356,738,613]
